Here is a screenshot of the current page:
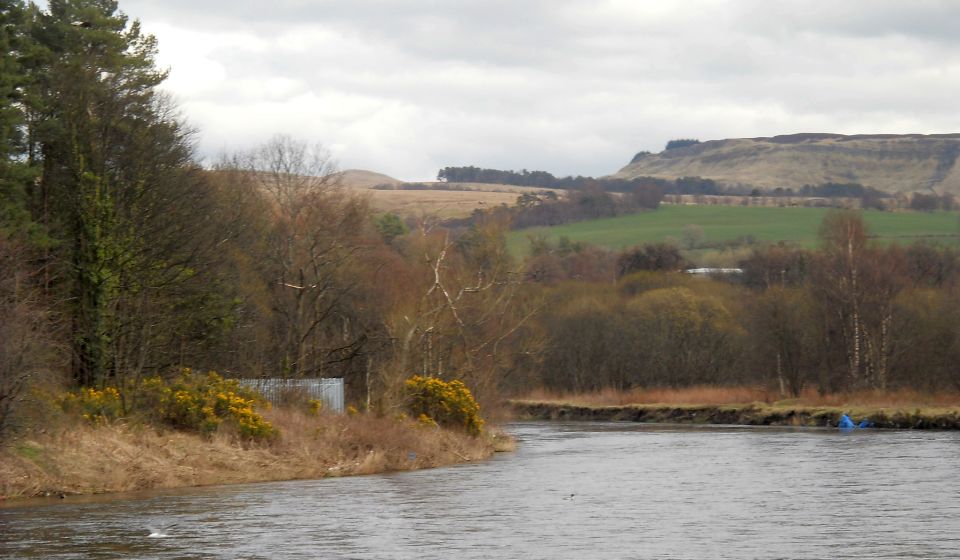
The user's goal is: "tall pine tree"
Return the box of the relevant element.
[0,0,36,237]
[22,1,227,386]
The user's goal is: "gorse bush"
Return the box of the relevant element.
[59,387,123,424]
[137,370,274,438]
[59,369,275,439]
[404,375,483,436]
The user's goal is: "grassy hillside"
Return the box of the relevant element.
[335,169,403,189]
[337,174,562,219]
[507,205,960,255]
[364,189,523,219]
[614,133,960,194]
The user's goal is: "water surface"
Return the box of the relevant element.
[2,422,959,559]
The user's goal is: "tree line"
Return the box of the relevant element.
[2,1,958,438]
[436,164,722,196]
[0,0,533,434]
[444,184,664,232]
[527,212,960,396]
[437,163,899,204]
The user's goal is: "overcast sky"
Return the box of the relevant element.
[117,0,960,181]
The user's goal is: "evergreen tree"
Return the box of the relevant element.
[20,1,228,386]
[0,0,36,236]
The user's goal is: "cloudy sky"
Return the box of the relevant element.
[118,0,960,181]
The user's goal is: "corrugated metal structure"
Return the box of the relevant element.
[238,378,345,413]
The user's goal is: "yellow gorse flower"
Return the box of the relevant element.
[404,375,483,436]
[58,369,274,439]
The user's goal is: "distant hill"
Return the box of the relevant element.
[613,133,960,195]
[334,169,403,190]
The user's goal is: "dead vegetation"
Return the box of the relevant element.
[362,189,523,218]
[0,408,499,501]
[512,399,960,429]
[520,385,960,408]
[332,170,566,219]
[514,385,960,429]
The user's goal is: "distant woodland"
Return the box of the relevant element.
[437,165,722,194]
[435,165,930,210]
[526,224,960,397]
[2,1,959,438]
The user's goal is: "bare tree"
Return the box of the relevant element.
[0,237,59,439]
[748,287,819,397]
[812,211,905,390]
[395,219,538,404]
[812,211,868,388]
[236,135,370,378]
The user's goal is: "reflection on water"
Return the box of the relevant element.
[2,422,960,559]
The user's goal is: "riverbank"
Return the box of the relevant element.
[510,400,960,429]
[0,409,508,502]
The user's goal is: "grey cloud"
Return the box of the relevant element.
[118,0,960,179]
[735,0,960,41]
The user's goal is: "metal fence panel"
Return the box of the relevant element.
[237,378,345,413]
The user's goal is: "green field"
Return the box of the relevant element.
[507,205,960,255]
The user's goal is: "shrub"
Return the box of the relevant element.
[404,375,483,436]
[137,370,274,439]
[59,387,123,424]
[59,369,275,439]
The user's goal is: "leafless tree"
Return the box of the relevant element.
[235,135,370,378]
[812,211,905,389]
[0,237,59,439]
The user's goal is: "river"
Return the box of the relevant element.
[2,422,959,559]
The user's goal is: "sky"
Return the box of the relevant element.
[115,0,960,181]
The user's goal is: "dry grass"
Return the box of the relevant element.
[520,386,775,407]
[362,189,523,218]
[342,179,564,218]
[334,169,402,189]
[519,385,960,408]
[786,387,960,408]
[0,408,499,501]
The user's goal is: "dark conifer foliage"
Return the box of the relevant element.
[4,1,233,387]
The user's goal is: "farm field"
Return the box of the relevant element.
[507,204,960,254]
[363,189,521,219]
[334,170,561,219]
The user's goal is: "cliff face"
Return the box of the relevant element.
[613,133,960,194]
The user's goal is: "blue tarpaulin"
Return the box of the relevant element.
[839,414,872,429]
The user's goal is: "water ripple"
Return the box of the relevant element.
[2,422,959,559]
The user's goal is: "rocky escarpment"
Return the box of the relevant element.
[614,133,960,195]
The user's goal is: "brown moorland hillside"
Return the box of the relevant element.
[333,169,403,189]
[337,173,564,218]
[214,167,561,219]
[614,133,960,194]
